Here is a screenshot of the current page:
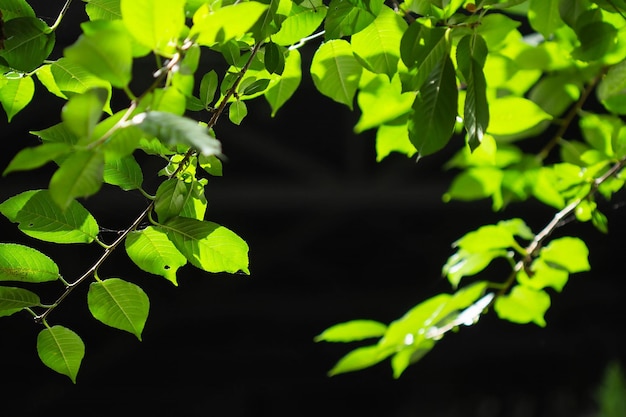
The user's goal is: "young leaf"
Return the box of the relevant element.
[37,325,85,383]
[310,39,362,109]
[125,226,187,285]
[0,17,55,72]
[0,75,34,121]
[121,0,185,55]
[2,142,71,176]
[0,286,41,317]
[328,344,390,376]
[539,236,590,273]
[131,111,222,156]
[63,20,133,88]
[162,216,250,274]
[314,320,387,342]
[408,55,458,157]
[103,154,143,191]
[31,121,79,145]
[88,278,150,340]
[0,243,59,283]
[0,190,99,244]
[190,2,269,47]
[350,6,406,80]
[494,285,551,327]
[83,0,122,20]
[229,100,248,125]
[265,49,302,116]
[60,88,108,141]
[49,149,105,210]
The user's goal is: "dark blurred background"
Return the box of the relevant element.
[1,2,625,416]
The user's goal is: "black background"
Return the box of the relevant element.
[1,2,625,416]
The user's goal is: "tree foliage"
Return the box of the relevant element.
[1,0,626,383]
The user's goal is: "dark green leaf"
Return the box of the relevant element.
[0,17,54,72]
[264,41,285,75]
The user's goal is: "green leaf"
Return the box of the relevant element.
[229,100,248,125]
[518,259,569,292]
[528,0,564,38]
[0,17,55,72]
[131,111,222,156]
[121,0,185,55]
[0,189,99,244]
[103,154,143,191]
[190,2,269,47]
[0,75,34,121]
[0,286,41,317]
[328,344,390,376]
[241,78,271,96]
[88,278,150,340]
[198,155,223,176]
[270,1,327,46]
[390,338,435,378]
[2,142,71,176]
[83,0,122,20]
[265,49,302,116]
[154,178,190,223]
[399,23,447,92]
[64,20,132,88]
[539,236,590,273]
[375,120,416,161]
[199,70,218,110]
[264,41,285,75]
[443,166,504,209]
[314,320,387,342]
[125,226,187,285]
[408,55,458,157]
[494,285,551,327]
[31,121,79,145]
[354,72,414,133]
[454,223,516,252]
[310,39,362,109]
[324,0,382,39]
[37,325,85,383]
[572,21,618,62]
[162,216,250,274]
[0,243,59,283]
[49,150,105,210]
[350,6,406,79]
[0,0,35,20]
[442,249,508,288]
[61,88,108,141]
[597,58,626,115]
[487,96,552,136]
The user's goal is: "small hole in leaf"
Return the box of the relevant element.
[164,265,170,270]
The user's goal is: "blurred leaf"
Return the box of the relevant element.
[328,345,390,376]
[487,97,552,136]
[527,0,564,38]
[61,88,108,141]
[315,320,387,342]
[539,236,590,273]
[494,285,551,327]
[0,189,99,243]
[49,149,105,210]
[598,59,626,115]
[37,326,85,383]
[83,0,122,20]
[443,249,508,288]
[3,142,71,175]
[121,0,185,55]
[88,278,150,340]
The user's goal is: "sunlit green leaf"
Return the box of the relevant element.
[324,0,381,39]
[37,326,85,383]
[131,111,222,156]
[190,2,269,47]
[162,216,250,274]
[518,259,569,292]
[0,17,54,72]
[3,142,71,176]
[443,166,504,209]
[271,1,327,46]
[121,0,185,55]
[83,0,122,20]
[487,96,552,136]
[154,178,189,223]
[0,190,99,244]
[103,154,143,191]
[0,286,41,317]
[310,39,362,109]
[0,75,34,122]
[328,344,390,376]
[442,249,508,288]
[125,226,187,285]
[61,88,108,141]
[88,278,150,340]
[49,150,105,210]
[64,20,132,88]
[374,120,416,161]
[265,49,302,116]
[597,59,626,115]
[494,285,551,327]
[314,320,387,342]
[229,100,248,125]
[0,243,59,283]
[408,55,458,157]
[528,0,564,38]
[350,6,406,79]
[354,72,413,133]
[539,236,590,273]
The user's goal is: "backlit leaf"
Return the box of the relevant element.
[528,0,564,38]
[190,2,269,47]
[324,0,382,39]
[0,0,35,20]
[88,278,150,340]
[3,142,71,176]
[328,345,390,376]
[121,0,185,55]
[49,150,105,210]
[408,55,458,157]
[154,178,190,223]
[487,96,552,136]
[375,120,416,161]
[103,154,143,191]
[0,243,59,283]
[125,226,187,285]
[83,0,122,20]
[0,75,34,121]
[399,23,447,92]
[314,320,387,342]
[265,49,302,116]
[162,216,250,274]
[0,190,99,244]
[37,326,85,383]
[310,39,362,109]
[539,237,590,273]
[229,100,248,125]
[442,249,508,288]
[270,1,327,46]
[597,58,626,115]
[494,285,551,327]
[0,286,41,317]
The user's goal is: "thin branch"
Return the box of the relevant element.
[49,0,73,32]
